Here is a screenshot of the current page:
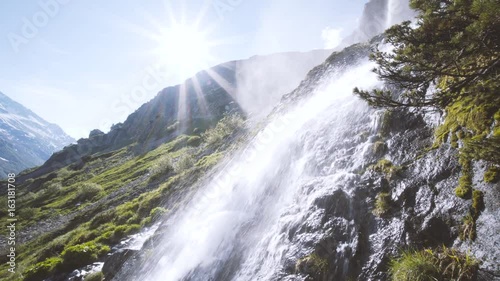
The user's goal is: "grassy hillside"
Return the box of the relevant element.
[0,114,244,281]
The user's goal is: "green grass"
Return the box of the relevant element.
[0,115,245,280]
[373,192,391,217]
[455,159,473,200]
[483,166,500,183]
[389,248,478,281]
[202,114,244,146]
[296,253,329,274]
[370,159,403,180]
[84,271,104,281]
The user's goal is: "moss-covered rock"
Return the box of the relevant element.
[370,159,402,180]
[483,166,500,183]
[295,252,328,277]
[372,141,388,156]
[84,271,104,281]
[455,159,473,199]
[373,192,391,217]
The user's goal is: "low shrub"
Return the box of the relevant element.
[389,248,478,281]
[90,210,116,229]
[296,252,328,274]
[471,190,485,218]
[149,155,173,182]
[370,159,402,179]
[84,271,104,281]
[19,207,38,220]
[202,114,244,146]
[460,214,477,241]
[187,135,202,146]
[150,207,167,220]
[74,183,103,203]
[23,257,63,281]
[115,210,135,225]
[373,192,391,217]
[175,155,195,172]
[483,166,500,183]
[60,241,110,270]
[455,160,473,199]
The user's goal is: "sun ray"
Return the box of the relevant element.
[176,83,189,133]
[204,68,237,100]
[191,75,209,117]
[162,0,178,27]
[192,0,213,29]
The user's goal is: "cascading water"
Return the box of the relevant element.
[386,0,394,28]
[130,58,384,281]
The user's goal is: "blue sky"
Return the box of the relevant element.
[0,0,367,139]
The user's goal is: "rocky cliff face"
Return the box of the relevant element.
[0,92,74,178]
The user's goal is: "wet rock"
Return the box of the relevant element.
[102,249,138,280]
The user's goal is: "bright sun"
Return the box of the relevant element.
[158,24,214,80]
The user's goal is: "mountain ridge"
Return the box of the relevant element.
[0,92,74,178]
[18,49,332,183]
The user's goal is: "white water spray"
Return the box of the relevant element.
[138,60,381,281]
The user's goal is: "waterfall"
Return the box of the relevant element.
[386,0,394,28]
[131,58,383,281]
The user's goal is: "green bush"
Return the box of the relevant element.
[175,155,195,172]
[60,241,110,270]
[74,183,103,203]
[90,210,116,229]
[460,214,477,241]
[195,152,224,170]
[472,190,485,218]
[370,159,402,179]
[296,253,328,274]
[113,224,141,239]
[149,155,173,182]
[19,207,38,220]
[202,114,244,146]
[115,210,135,225]
[389,248,478,281]
[483,166,500,183]
[373,192,391,217]
[37,238,66,262]
[455,159,473,199]
[84,271,104,281]
[23,257,63,281]
[150,207,167,220]
[141,216,153,227]
[187,135,202,146]
[126,214,141,225]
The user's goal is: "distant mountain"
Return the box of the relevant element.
[20,49,332,181]
[0,92,74,178]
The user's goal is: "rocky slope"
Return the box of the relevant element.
[0,92,74,178]
[18,49,331,183]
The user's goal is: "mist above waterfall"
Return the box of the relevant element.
[127,53,381,280]
[341,0,416,47]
